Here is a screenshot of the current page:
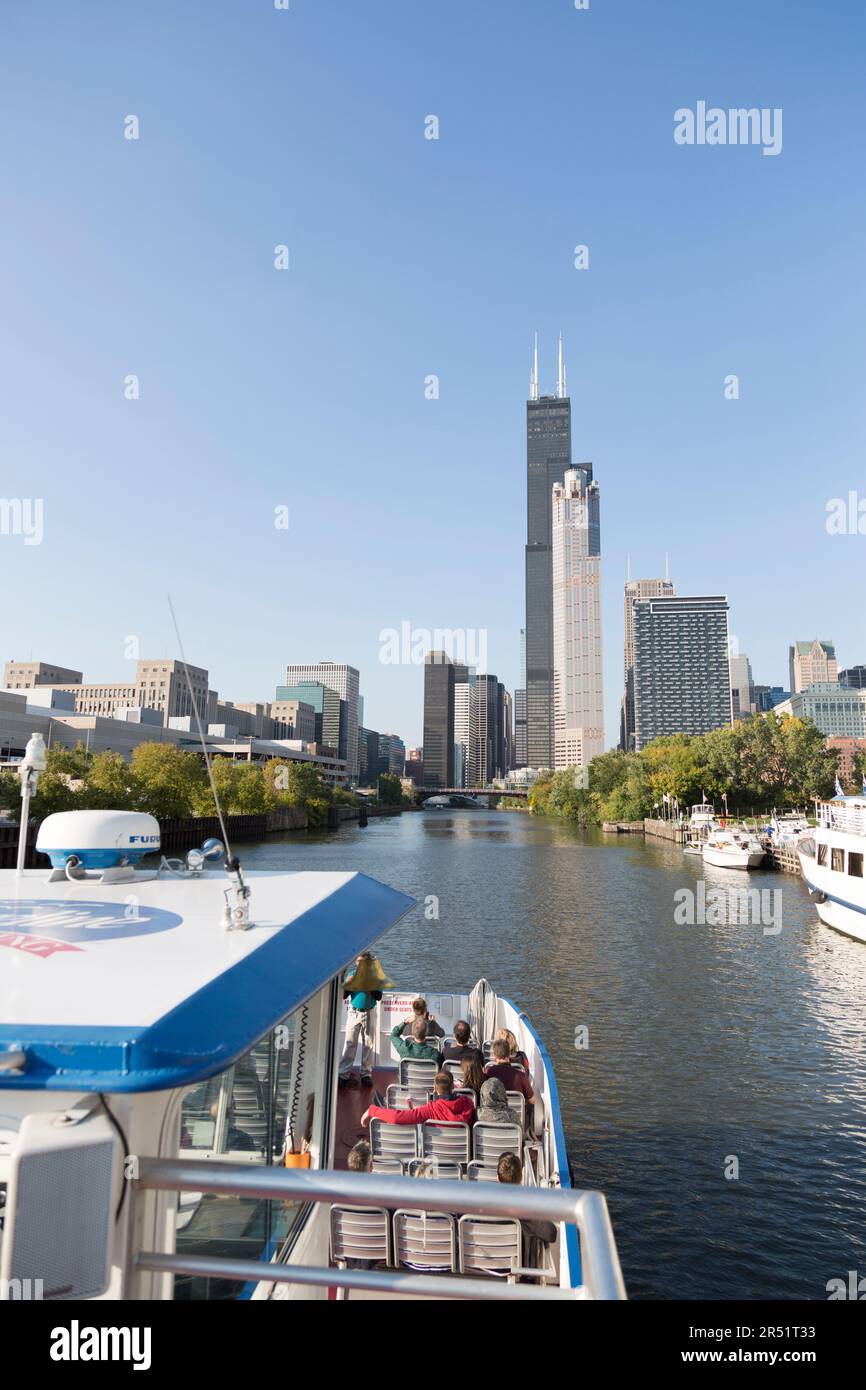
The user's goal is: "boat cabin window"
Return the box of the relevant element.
[849,852,864,878]
[817,843,828,866]
[832,847,845,873]
[174,992,325,1300]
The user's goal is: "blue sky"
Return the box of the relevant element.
[2,0,864,747]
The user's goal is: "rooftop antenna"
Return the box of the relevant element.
[664,553,670,582]
[529,332,539,401]
[557,332,566,399]
[627,553,632,582]
[168,595,251,930]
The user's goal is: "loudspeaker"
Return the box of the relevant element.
[1,1108,123,1300]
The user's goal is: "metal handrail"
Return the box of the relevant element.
[135,1157,626,1300]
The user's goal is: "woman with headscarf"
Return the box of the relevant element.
[477,1076,522,1128]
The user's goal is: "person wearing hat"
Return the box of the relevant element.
[339,951,393,1089]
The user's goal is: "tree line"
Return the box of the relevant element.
[529,713,862,825]
[0,742,371,831]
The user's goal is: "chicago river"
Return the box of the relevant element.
[244,810,866,1300]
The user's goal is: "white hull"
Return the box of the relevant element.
[799,847,866,945]
[702,845,762,869]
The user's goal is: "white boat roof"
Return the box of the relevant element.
[0,868,414,1094]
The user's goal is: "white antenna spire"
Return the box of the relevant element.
[664,552,670,582]
[557,332,566,399]
[530,332,538,400]
[627,553,632,582]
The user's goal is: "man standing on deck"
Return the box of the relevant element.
[338,952,392,1089]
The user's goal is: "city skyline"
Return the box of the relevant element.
[2,2,865,749]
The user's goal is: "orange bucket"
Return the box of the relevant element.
[284,1151,311,1169]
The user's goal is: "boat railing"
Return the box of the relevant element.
[133,1157,626,1301]
[817,800,866,836]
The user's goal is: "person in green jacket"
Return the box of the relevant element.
[339,952,392,1089]
[390,1017,443,1067]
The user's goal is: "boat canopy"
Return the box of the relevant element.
[0,869,414,1094]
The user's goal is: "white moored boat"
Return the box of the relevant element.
[702,825,765,870]
[0,806,624,1303]
[768,810,811,845]
[798,797,866,945]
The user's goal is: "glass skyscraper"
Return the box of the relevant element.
[525,382,572,769]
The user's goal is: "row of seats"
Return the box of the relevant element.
[371,1117,523,1169]
[330,1207,539,1282]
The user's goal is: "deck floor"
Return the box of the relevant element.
[334,1066,394,1169]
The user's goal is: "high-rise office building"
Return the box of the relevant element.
[620,577,675,751]
[514,627,527,768]
[525,335,582,770]
[422,652,456,787]
[284,663,359,779]
[454,669,478,788]
[839,666,866,690]
[551,468,604,769]
[729,654,755,719]
[276,681,345,758]
[789,641,837,695]
[477,674,505,785]
[632,596,732,750]
[503,688,514,774]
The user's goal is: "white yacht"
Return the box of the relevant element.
[769,809,811,845]
[0,807,624,1302]
[798,797,866,945]
[702,825,765,870]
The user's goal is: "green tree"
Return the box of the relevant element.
[85,750,141,810]
[377,773,402,806]
[130,743,207,820]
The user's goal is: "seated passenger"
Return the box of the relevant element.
[497,1027,529,1071]
[400,997,445,1039]
[477,1077,522,1128]
[361,1069,475,1127]
[497,1151,557,1247]
[442,1019,478,1061]
[484,1039,535,1104]
[390,1017,443,1067]
[346,1140,373,1172]
[458,1050,486,1100]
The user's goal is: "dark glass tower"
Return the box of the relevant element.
[422,653,455,787]
[525,367,573,769]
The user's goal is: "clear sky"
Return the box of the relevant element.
[2,0,864,747]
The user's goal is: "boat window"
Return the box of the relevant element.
[173,992,325,1300]
[849,852,864,878]
[832,847,845,873]
[817,843,828,866]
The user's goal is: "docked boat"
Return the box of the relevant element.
[798,797,866,945]
[687,802,717,841]
[0,807,624,1302]
[768,809,811,845]
[702,825,765,869]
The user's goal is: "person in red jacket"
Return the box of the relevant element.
[361,1070,475,1127]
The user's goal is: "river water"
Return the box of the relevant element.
[242,808,866,1300]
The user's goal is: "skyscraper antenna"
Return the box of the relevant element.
[627,553,632,582]
[557,332,566,399]
[664,552,670,582]
[530,332,538,401]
